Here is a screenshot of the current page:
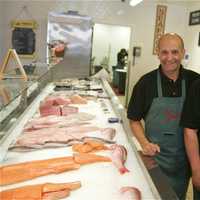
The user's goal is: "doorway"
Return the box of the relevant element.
[91,23,131,106]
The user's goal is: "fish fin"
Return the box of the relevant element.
[119,167,130,174]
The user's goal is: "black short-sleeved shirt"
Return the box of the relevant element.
[127,65,200,121]
[180,79,200,142]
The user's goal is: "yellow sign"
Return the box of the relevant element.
[0,49,28,81]
[11,20,38,29]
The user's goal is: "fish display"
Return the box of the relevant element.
[11,127,116,150]
[0,85,150,200]
[0,156,79,186]
[43,96,72,106]
[70,94,87,104]
[42,94,87,107]
[0,181,81,200]
[120,186,142,200]
[0,153,111,186]
[110,144,129,174]
[24,113,95,131]
[63,112,95,121]
[73,153,111,165]
[39,93,87,117]
[61,105,79,116]
[72,139,108,153]
[40,103,78,117]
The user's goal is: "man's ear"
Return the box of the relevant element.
[157,51,160,59]
[182,48,186,59]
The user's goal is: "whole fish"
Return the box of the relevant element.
[110,144,129,174]
[120,186,142,200]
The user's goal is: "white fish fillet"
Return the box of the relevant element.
[11,127,116,150]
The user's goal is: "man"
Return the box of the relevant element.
[127,33,200,199]
[181,79,200,200]
[117,48,128,69]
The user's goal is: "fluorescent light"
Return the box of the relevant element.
[129,0,143,7]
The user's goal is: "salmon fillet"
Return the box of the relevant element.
[72,139,108,153]
[0,153,111,186]
[73,153,111,165]
[0,156,80,186]
[0,181,81,200]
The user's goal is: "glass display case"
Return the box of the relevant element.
[0,63,51,141]
[0,69,178,199]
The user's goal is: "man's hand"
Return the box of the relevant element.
[141,142,160,156]
[192,168,200,191]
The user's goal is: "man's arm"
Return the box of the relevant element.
[184,128,200,190]
[129,120,160,156]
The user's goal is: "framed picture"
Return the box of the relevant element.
[199,32,200,46]
[153,5,167,55]
[189,10,200,25]
[11,20,37,58]
[133,46,141,57]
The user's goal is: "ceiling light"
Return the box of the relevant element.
[129,0,143,7]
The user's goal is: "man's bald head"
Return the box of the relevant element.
[158,33,184,50]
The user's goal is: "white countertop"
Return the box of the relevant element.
[0,82,159,200]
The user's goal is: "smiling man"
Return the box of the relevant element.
[127,33,200,200]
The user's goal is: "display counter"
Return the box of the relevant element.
[0,64,50,145]
[0,76,178,200]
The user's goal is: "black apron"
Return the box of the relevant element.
[145,70,190,200]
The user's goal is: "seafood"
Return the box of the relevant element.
[120,186,141,200]
[72,139,108,153]
[73,153,111,165]
[110,144,129,174]
[11,127,115,150]
[0,153,111,186]
[0,181,81,200]
[70,94,87,104]
[61,105,78,116]
[39,102,78,117]
[0,156,79,186]
[23,113,94,131]
[44,96,72,106]
[64,112,95,121]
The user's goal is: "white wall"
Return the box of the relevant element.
[126,2,188,100]
[185,2,200,73]
[0,1,3,61]
[92,23,131,71]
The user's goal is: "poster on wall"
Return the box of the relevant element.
[152,5,167,55]
[189,10,200,25]
[11,20,37,58]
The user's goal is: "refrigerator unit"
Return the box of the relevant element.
[47,11,93,80]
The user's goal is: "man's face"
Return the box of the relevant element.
[157,37,185,74]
